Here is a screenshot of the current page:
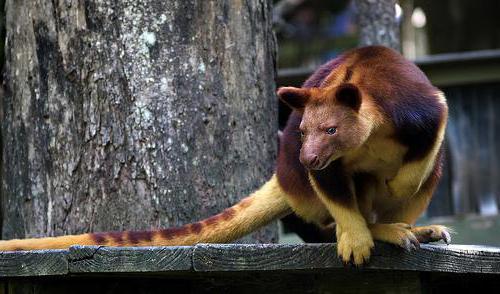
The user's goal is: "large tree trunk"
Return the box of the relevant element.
[2,0,278,243]
[354,0,400,50]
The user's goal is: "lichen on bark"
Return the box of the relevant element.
[2,0,278,243]
[354,0,400,51]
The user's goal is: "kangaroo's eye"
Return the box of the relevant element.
[326,127,337,135]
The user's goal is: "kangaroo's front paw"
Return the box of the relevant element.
[411,225,452,244]
[370,223,420,251]
[337,229,374,266]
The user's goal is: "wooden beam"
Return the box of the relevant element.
[277,49,500,87]
[68,245,193,274]
[0,249,67,277]
[192,243,500,274]
[0,243,499,277]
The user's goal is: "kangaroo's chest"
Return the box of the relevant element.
[342,137,406,180]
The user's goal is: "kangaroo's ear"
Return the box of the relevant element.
[335,83,361,111]
[277,87,311,110]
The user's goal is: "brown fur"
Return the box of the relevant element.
[277,46,449,264]
[0,47,449,266]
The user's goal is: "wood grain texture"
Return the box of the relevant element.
[2,0,278,244]
[193,243,343,271]
[0,243,499,278]
[68,245,192,273]
[192,243,500,274]
[0,249,67,277]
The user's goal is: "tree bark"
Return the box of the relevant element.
[354,0,400,50]
[2,0,278,243]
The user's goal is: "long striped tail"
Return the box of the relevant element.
[0,175,291,251]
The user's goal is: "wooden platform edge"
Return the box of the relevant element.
[0,243,499,277]
[0,249,68,277]
[192,243,500,274]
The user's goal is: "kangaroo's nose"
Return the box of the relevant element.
[300,153,319,169]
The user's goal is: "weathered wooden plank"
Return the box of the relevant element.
[370,244,500,274]
[0,249,67,277]
[67,246,193,274]
[0,243,498,279]
[193,243,500,274]
[193,243,343,272]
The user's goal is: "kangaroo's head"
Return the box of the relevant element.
[278,83,374,170]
